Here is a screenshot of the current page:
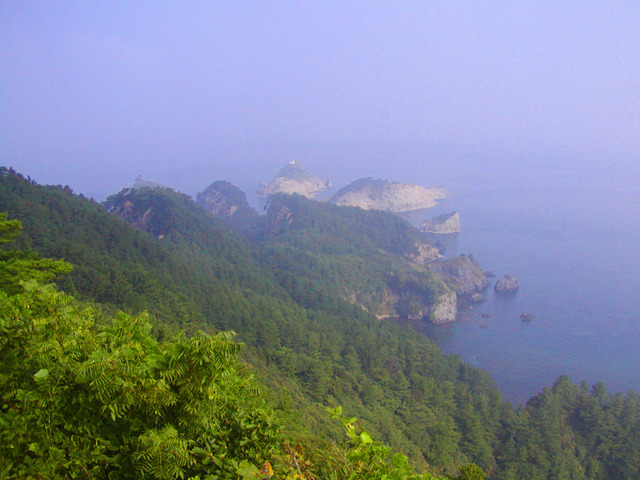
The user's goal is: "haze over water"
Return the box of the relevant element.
[398,152,640,404]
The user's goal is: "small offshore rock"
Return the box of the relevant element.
[520,313,535,322]
[484,271,496,278]
[495,274,520,294]
[481,313,492,318]
[470,293,488,303]
[420,212,461,234]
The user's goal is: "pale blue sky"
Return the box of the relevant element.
[1,1,639,198]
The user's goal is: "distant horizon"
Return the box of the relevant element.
[3,135,638,204]
[2,2,638,200]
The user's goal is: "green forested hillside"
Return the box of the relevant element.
[2,167,640,480]
[0,220,445,479]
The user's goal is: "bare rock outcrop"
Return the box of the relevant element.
[132,175,168,190]
[330,178,448,212]
[264,198,293,232]
[420,212,461,234]
[403,240,442,265]
[495,274,520,294]
[429,291,458,324]
[256,161,330,199]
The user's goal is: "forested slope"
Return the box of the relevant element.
[2,167,640,479]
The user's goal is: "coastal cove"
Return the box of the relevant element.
[399,164,640,404]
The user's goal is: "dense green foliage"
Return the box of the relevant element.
[0,282,279,479]
[0,213,73,295]
[257,194,450,316]
[0,216,446,480]
[2,167,640,479]
[496,376,640,480]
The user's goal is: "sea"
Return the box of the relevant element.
[393,153,640,404]
[234,142,639,405]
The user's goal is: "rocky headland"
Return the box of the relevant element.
[420,211,461,234]
[428,254,489,296]
[329,177,448,212]
[256,160,330,199]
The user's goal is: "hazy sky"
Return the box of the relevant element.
[1,1,639,199]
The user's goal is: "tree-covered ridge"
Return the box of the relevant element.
[2,167,640,479]
[104,185,283,298]
[257,193,450,317]
[0,168,499,474]
[0,215,452,480]
[262,192,436,257]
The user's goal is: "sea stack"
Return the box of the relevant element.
[495,274,520,294]
[420,212,461,234]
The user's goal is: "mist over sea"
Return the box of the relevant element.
[395,151,640,404]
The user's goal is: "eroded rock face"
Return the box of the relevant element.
[495,274,520,294]
[420,212,461,234]
[330,178,448,212]
[256,161,330,199]
[429,291,457,324]
[375,271,456,323]
[264,198,293,231]
[111,199,154,232]
[429,254,489,295]
[403,240,442,265]
[196,181,257,223]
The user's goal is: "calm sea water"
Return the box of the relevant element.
[399,160,640,404]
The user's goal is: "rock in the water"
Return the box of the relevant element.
[256,160,330,198]
[520,312,535,322]
[420,212,461,234]
[484,271,496,278]
[470,293,488,303]
[481,313,492,318]
[330,177,448,212]
[495,274,520,294]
